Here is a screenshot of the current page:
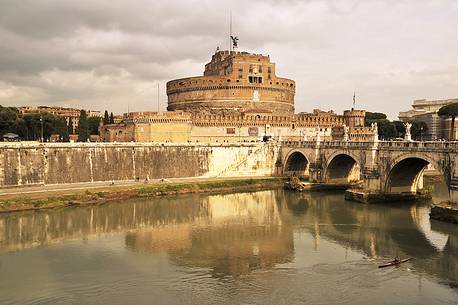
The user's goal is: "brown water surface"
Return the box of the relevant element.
[0,180,457,305]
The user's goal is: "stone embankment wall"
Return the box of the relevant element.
[0,143,279,187]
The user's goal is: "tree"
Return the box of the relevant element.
[438,103,458,140]
[393,121,405,138]
[56,117,69,142]
[376,120,397,140]
[19,113,67,141]
[0,106,19,137]
[103,110,110,125]
[88,116,101,135]
[109,112,115,124]
[365,112,387,121]
[67,117,74,135]
[411,121,428,141]
[77,110,89,142]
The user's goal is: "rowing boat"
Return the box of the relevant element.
[378,258,412,268]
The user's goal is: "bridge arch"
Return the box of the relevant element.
[325,152,361,184]
[384,154,444,193]
[284,150,309,178]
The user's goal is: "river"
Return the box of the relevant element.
[0,180,457,305]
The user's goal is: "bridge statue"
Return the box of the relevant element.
[343,125,349,142]
[405,122,412,141]
[315,126,321,143]
[371,122,379,142]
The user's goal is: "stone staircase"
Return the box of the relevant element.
[215,144,273,177]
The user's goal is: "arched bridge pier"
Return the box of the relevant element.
[280,141,458,203]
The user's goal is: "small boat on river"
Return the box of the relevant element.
[378,258,412,268]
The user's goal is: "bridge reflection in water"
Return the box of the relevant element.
[0,188,457,285]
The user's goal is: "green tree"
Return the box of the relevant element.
[77,110,89,142]
[67,117,74,135]
[56,117,69,141]
[438,103,458,140]
[103,110,110,125]
[393,121,405,138]
[109,112,115,124]
[0,106,19,137]
[411,121,428,141]
[376,120,397,140]
[20,113,67,141]
[365,112,387,124]
[88,116,101,135]
[13,118,28,139]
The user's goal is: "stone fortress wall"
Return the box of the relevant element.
[0,143,279,187]
[101,109,353,143]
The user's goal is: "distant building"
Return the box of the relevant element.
[399,98,458,140]
[18,106,103,134]
[2,133,19,142]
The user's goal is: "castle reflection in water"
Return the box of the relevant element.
[0,190,457,281]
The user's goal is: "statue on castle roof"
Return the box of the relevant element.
[230,35,239,49]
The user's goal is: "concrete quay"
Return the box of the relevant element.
[344,189,432,204]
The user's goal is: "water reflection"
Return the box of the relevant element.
[0,184,457,284]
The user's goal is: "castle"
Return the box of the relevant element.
[100,47,373,143]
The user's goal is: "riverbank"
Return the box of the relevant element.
[0,178,286,213]
[430,201,458,224]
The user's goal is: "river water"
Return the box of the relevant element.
[0,181,457,305]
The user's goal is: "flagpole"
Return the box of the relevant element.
[352,91,356,110]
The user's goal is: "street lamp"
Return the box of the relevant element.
[40,116,44,142]
[420,126,423,141]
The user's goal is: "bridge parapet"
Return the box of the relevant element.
[281,140,374,149]
[378,141,458,151]
[281,140,458,152]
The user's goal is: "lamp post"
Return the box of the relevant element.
[420,126,423,141]
[40,116,44,142]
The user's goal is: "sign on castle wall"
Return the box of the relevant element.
[248,127,259,136]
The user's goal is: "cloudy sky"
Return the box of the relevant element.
[0,0,457,119]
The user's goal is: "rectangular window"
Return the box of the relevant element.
[226,128,236,134]
[258,65,262,73]
[249,76,263,84]
[249,65,253,73]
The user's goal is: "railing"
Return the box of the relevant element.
[281,140,458,150]
[0,141,268,149]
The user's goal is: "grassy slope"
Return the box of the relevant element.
[0,178,286,213]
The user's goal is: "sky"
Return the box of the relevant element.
[0,0,457,119]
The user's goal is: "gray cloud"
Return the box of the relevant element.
[0,0,457,118]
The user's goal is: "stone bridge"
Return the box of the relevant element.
[279,140,458,201]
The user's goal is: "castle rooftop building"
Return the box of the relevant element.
[167,50,295,116]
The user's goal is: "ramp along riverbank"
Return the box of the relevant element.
[0,177,287,213]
